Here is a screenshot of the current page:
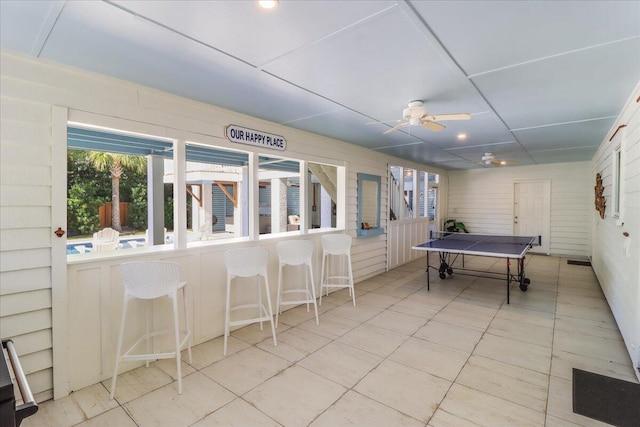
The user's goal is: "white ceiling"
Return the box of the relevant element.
[1,0,639,170]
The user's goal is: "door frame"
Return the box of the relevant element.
[51,106,69,398]
[513,180,551,255]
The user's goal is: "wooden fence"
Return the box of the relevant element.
[98,202,130,228]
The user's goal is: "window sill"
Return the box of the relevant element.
[357,227,384,237]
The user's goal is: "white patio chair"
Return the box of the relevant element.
[110,261,192,399]
[224,247,276,356]
[276,240,319,327]
[92,227,120,251]
[319,234,355,306]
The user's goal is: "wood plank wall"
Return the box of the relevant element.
[0,89,56,401]
[590,82,640,377]
[447,162,592,257]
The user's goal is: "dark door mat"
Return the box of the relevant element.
[573,368,640,427]
[567,260,591,266]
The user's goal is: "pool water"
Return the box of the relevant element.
[67,238,147,255]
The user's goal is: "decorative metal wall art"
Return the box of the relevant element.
[594,173,606,219]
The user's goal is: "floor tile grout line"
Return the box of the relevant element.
[542,257,562,427]
[424,278,511,426]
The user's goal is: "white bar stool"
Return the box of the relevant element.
[276,240,319,328]
[224,247,277,356]
[110,261,192,399]
[319,234,355,306]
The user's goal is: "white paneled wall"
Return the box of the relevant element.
[447,162,592,257]
[591,82,640,378]
[387,219,431,270]
[0,91,56,400]
[66,241,311,392]
[0,50,448,399]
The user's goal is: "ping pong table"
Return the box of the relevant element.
[412,232,539,304]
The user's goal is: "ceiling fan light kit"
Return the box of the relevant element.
[481,152,517,167]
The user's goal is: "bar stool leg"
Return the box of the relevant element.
[224,277,232,356]
[319,253,326,305]
[263,276,277,347]
[110,296,129,400]
[308,262,319,325]
[171,293,182,394]
[181,287,192,364]
[145,300,151,368]
[348,253,355,306]
[258,276,264,331]
[275,263,283,328]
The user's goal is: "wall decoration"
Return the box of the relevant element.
[225,124,286,151]
[594,172,606,219]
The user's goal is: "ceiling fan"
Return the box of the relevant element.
[481,152,517,167]
[371,100,471,134]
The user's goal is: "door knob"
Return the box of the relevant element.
[54,227,65,237]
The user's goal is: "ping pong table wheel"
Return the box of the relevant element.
[439,272,446,280]
[519,283,528,292]
[446,267,453,275]
[523,278,530,284]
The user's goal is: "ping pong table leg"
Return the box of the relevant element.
[507,258,511,304]
[426,251,430,291]
[518,257,531,292]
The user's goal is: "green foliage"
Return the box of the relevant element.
[128,185,148,229]
[165,194,174,230]
[120,168,147,202]
[67,150,110,235]
[67,150,110,199]
[67,149,185,233]
[67,183,107,235]
[68,149,149,234]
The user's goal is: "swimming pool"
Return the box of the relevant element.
[67,238,147,255]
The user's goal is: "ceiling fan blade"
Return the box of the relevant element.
[421,120,445,132]
[430,113,471,121]
[383,121,409,134]
[365,119,402,125]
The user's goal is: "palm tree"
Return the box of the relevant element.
[87,152,147,231]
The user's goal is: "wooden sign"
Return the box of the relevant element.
[225,125,286,151]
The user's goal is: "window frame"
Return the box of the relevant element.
[612,143,623,219]
[66,120,347,257]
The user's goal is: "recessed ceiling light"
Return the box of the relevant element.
[457,133,467,141]
[258,0,278,9]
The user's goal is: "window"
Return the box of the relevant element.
[389,166,402,220]
[612,145,622,218]
[428,173,439,222]
[258,155,300,235]
[403,168,416,219]
[389,165,425,220]
[418,171,427,217]
[67,123,346,254]
[182,143,248,242]
[66,126,173,255]
[308,163,338,230]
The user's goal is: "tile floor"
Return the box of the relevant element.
[22,254,638,426]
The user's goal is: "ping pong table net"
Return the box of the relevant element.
[431,231,539,246]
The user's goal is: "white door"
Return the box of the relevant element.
[514,181,550,254]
